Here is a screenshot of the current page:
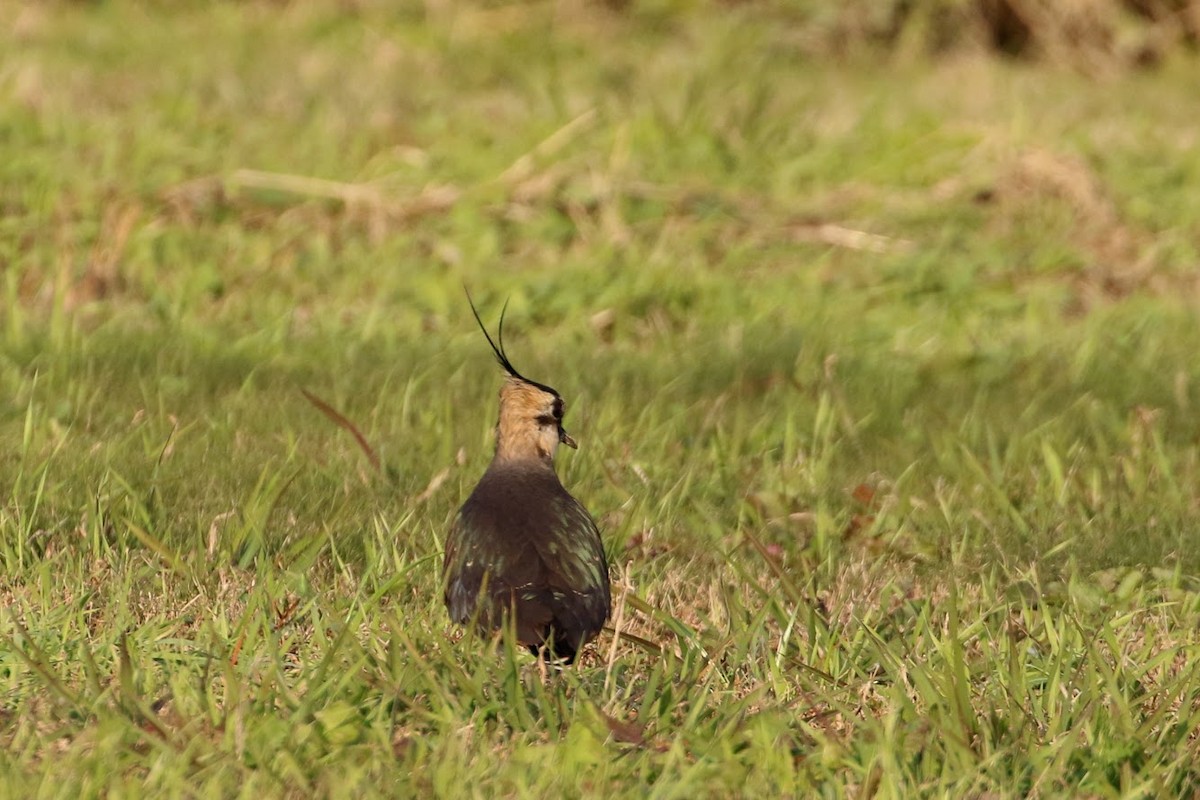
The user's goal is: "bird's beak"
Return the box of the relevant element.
[559,428,578,449]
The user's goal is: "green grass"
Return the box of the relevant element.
[3,2,1200,796]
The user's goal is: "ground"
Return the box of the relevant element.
[2,2,1200,796]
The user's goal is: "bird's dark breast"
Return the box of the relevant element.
[443,466,610,662]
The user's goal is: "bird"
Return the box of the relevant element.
[443,294,610,664]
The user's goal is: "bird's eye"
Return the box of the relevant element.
[552,397,564,421]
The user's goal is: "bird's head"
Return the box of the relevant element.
[467,292,577,464]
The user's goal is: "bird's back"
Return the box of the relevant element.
[444,462,610,662]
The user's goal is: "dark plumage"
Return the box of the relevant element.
[443,296,610,663]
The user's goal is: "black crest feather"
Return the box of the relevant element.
[465,289,560,396]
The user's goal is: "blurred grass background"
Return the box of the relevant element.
[2,1,1200,795]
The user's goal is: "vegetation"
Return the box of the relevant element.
[2,1,1200,795]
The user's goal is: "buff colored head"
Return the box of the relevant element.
[495,376,576,462]
[466,291,577,464]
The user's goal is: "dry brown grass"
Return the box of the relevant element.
[761,0,1200,70]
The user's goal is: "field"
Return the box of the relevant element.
[3,2,1200,796]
